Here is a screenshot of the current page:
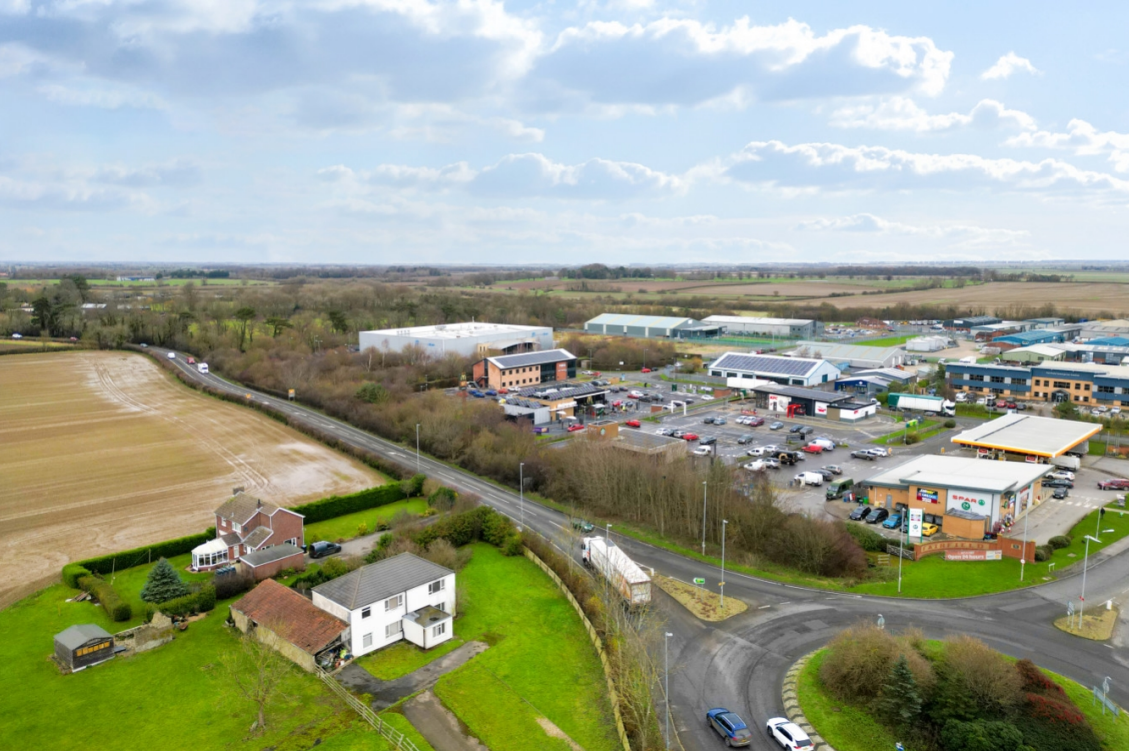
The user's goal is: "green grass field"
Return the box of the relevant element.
[358,636,466,680]
[874,418,939,445]
[855,334,915,347]
[304,498,427,544]
[432,543,619,751]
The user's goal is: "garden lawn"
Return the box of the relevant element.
[0,584,367,751]
[106,552,214,627]
[433,543,618,751]
[305,498,428,543]
[796,650,898,751]
[358,636,466,680]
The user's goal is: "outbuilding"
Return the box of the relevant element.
[231,579,348,672]
[751,384,868,420]
[54,624,115,672]
[791,341,906,369]
[238,542,306,581]
[906,336,949,352]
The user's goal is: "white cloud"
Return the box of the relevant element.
[1007,119,1129,172]
[718,140,1129,195]
[92,158,202,187]
[0,43,42,78]
[795,213,1030,245]
[830,97,1035,132]
[39,83,168,110]
[981,52,1039,80]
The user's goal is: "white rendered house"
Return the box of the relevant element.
[311,553,455,657]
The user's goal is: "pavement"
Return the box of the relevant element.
[403,690,488,751]
[337,640,490,710]
[147,346,1129,751]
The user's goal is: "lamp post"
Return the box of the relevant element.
[664,632,673,750]
[643,348,648,371]
[898,515,905,594]
[720,520,728,610]
[519,462,525,531]
[1020,494,1032,582]
[606,523,611,542]
[701,481,708,556]
[1080,534,1100,623]
[415,423,420,472]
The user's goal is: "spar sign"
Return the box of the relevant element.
[949,490,991,513]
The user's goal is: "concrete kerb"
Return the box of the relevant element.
[781,650,837,751]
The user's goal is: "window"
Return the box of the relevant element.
[362,607,371,619]
[1011,378,1027,385]
[990,376,1004,383]
[1084,384,1091,391]
[1053,381,1071,389]
[386,622,402,639]
[1099,385,1115,394]
[286,537,297,547]
[385,594,403,611]
[428,579,446,595]
[362,633,373,648]
[969,374,984,382]
[1034,379,1042,386]
[433,622,446,638]
[232,522,242,533]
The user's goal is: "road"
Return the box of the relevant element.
[153,348,1129,751]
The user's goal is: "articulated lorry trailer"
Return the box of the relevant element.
[887,393,955,417]
[581,537,652,606]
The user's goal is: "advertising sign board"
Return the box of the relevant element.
[908,508,923,539]
[916,488,939,504]
[945,550,1003,562]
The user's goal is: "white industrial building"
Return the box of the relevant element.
[358,322,553,358]
[701,315,822,339]
[791,341,906,369]
[709,352,841,387]
[906,336,949,352]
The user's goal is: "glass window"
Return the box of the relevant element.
[386,622,402,638]
[362,633,373,648]
[428,579,445,595]
[433,622,446,638]
[362,607,371,619]
[385,594,403,611]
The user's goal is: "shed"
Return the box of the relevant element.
[231,579,348,672]
[55,624,115,672]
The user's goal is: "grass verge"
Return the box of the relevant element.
[796,650,898,751]
[358,637,466,680]
[304,498,428,543]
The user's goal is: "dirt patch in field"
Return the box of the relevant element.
[0,352,383,608]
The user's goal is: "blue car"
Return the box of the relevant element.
[883,513,903,530]
[485,389,497,396]
[706,708,752,747]
[469,390,484,398]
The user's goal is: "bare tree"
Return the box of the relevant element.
[222,626,294,734]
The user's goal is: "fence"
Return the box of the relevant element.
[523,547,634,751]
[316,668,421,751]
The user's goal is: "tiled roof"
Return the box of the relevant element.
[240,542,304,567]
[313,553,453,611]
[220,532,242,547]
[242,526,272,550]
[215,493,278,524]
[232,579,347,654]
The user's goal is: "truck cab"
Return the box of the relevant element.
[826,477,855,500]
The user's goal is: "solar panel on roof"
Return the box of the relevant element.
[712,354,818,377]
[490,349,576,368]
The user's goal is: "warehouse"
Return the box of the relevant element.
[701,315,822,339]
[708,352,841,387]
[951,413,1101,460]
[992,330,1066,348]
[1025,317,1066,329]
[472,349,577,390]
[1081,319,1129,340]
[906,335,949,352]
[583,314,721,339]
[359,322,553,358]
[791,341,906,369]
[943,315,1001,331]
[751,384,876,421]
[865,455,1050,539]
[1000,344,1067,364]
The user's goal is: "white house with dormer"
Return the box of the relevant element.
[310,553,455,657]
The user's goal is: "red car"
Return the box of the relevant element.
[681,433,699,441]
[186,357,196,364]
[567,424,586,433]
[749,417,765,427]
[1098,478,1129,490]
[802,444,824,454]
[641,367,652,373]
[995,400,1008,409]
[625,419,641,428]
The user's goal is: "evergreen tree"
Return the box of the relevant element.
[876,655,923,731]
[140,558,190,603]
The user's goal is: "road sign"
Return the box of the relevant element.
[693,578,705,586]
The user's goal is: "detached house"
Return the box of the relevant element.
[190,491,306,579]
[311,553,455,657]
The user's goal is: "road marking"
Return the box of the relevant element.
[758,605,772,609]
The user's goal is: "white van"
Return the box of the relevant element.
[810,438,836,451]
[794,471,824,486]
[197,362,209,374]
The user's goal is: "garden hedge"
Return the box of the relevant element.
[1048,535,1072,550]
[74,529,215,576]
[291,479,419,523]
[62,563,92,589]
[158,585,216,617]
[77,575,132,622]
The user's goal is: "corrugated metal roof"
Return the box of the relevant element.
[55,624,112,650]
[866,455,1051,492]
[710,353,823,377]
[313,553,453,611]
[586,314,695,328]
[792,341,904,362]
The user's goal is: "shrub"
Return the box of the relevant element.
[844,522,888,553]
[292,484,406,523]
[1016,659,1064,697]
[1036,544,1054,562]
[140,558,191,603]
[904,432,921,445]
[1015,709,1101,751]
[158,585,216,617]
[501,533,524,557]
[73,530,214,576]
[940,719,1026,751]
[357,521,369,537]
[399,474,426,498]
[62,563,92,589]
[942,635,1023,715]
[944,419,957,428]
[420,538,460,571]
[820,624,935,703]
[77,575,132,622]
[213,567,254,600]
[427,486,458,510]
[1047,535,1071,550]
[1034,547,1049,562]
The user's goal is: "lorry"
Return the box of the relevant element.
[197,362,209,374]
[581,537,652,607]
[886,393,955,417]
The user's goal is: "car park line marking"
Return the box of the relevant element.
[759,605,772,609]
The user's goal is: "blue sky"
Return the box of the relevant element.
[2,0,1129,265]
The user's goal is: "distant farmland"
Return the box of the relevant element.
[810,281,1129,316]
[0,352,383,608]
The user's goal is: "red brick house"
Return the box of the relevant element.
[190,492,305,575]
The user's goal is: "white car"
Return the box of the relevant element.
[628,390,644,399]
[955,393,968,403]
[794,471,824,486]
[766,717,813,749]
[700,394,715,401]
[691,446,711,456]
[975,397,987,406]
[809,438,836,451]
[868,446,891,457]
[1112,407,1123,416]
[11,333,22,339]
[744,460,769,472]
[1048,470,1075,481]
[1095,406,1109,414]
[166,351,177,360]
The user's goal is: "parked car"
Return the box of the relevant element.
[769,421,784,430]
[866,508,890,525]
[572,519,595,533]
[766,717,812,750]
[921,522,940,537]
[809,437,835,451]
[703,416,716,425]
[706,708,752,747]
[485,389,497,396]
[1044,478,1073,488]
[868,446,891,457]
[851,449,878,460]
[737,434,755,445]
[825,477,855,500]
[699,436,717,446]
[822,465,843,475]
[798,426,814,436]
[625,419,641,428]
[794,471,824,486]
[567,424,586,433]
[713,417,726,424]
[1052,487,1069,500]
[1098,479,1129,490]
[309,541,342,559]
[748,417,765,427]
[744,460,770,472]
[882,513,903,530]
[789,425,804,434]
[801,444,824,454]
[762,457,780,469]
[691,446,712,456]
[641,367,652,373]
[814,468,835,481]
[848,505,872,521]
[658,427,675,436]
[682,433,700,442]
[1048,470,1075,481]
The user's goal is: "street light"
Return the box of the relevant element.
[415,423,420,472]
[1079,534,1102,623]
[720,520,728,610]
[1020,494,1031,582]
[701,481,708,556]
[664,632,673,750]
[643,348,648,370]
[606,523,611,542]
[519,462,525,531]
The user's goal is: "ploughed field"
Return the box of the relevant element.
[0,352,382,608]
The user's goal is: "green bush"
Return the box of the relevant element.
[158,585,216,617]
[73,529,214,576]
[400,474,426,497]
[292,484,406,523]
[1034,547,1050,562]
[940,719,1026,751]
[62,563,92,589]
[77,575,132,622]
[427,486,458,509]
[410,505,515,551]
[944,419,957,428]
[140,558,190,603]
[904,432,921,445]
[1047,535,1072,550]
[501,533,523,557]
[844,522,889,553]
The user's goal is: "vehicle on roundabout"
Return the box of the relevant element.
[765,717,812,749]
[705,708,752,747]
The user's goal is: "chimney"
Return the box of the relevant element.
[257,499,262,509]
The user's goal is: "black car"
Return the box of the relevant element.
[737,434,755,445]
[866,508,890,525]
[814,468,835,481]
[699,436,717,446]
[789,425,804,434]
[703,416,716,424]
[1044,478,1074,488]
[309,541,342,559]
[798,426,814,436]
[1052,486,1069,500]
[848,505,872,521]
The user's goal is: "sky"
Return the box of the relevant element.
[2,1,1129,265]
